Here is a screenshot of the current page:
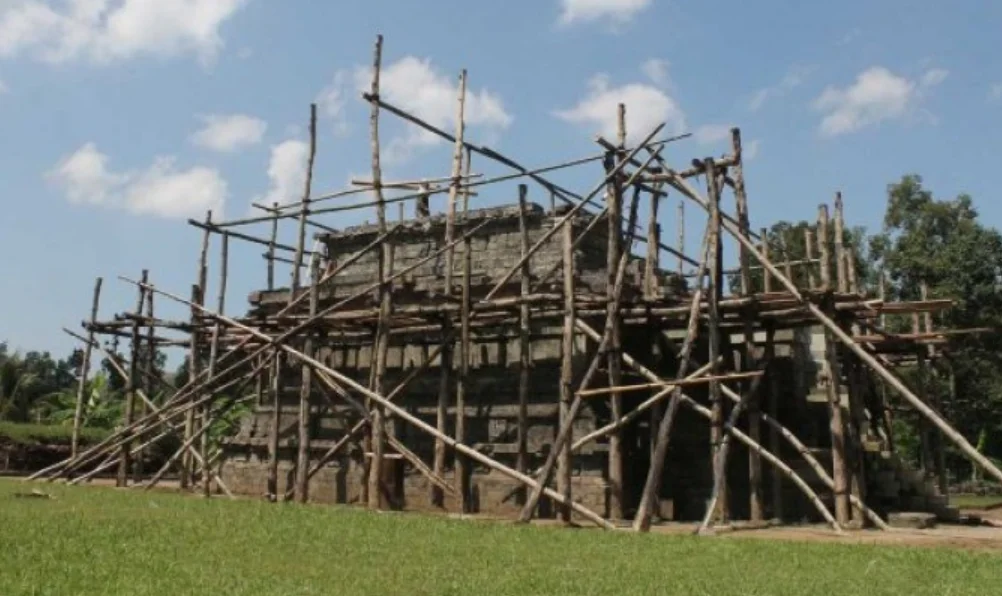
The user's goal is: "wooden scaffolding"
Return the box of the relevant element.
[33,35,1002,534]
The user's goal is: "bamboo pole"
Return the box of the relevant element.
[294,253,320,503]
[117,269,147,487]
[645,182,662,298]
[834,193,847,294]
[432,311,452,508]
[805,228,818,290]
[922,281,948,494]
[767,335,785,524]
[202,232,229,497]
[577,371,759,397]
[71,277,103,459]
[454,71,471,513]
[706,159,727,523]
[291,104,318,292]
[607,103,625,520]
[455,223,472,512]
[183,213,212,488]
[557,215,575,522]
[516,184,531,503]
[267,352,282,500]
[677,200,685,276]
[136,284,155,482]
[760,228,772,293]
[366,33,389,511]
[267,202,279,290]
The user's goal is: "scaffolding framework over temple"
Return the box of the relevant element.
[31,35,1002,534]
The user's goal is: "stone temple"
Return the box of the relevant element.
[218,202,951,523]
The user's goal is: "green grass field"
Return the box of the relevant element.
[951,494,1002,510]
[1,479,1000,595]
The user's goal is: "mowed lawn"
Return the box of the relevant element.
[1,479,999,595]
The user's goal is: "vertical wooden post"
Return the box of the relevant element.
[607,103,625,520]
[456,189,472,513]
[760,228,772,293]
[731,128,761,522]
[292,102,318,503]
[645,183,662,298]
[817,204,850,525]
[676,200,685,276]
[291,105,317,292]
[731,130,752,298]
[367,35,391,511]
[766,323,783,520]
[921,282,948,494]
[202,233,229,497]
[706,158,726,522]
[558,215,575,523]
[118,269,148,487]
[295,255,319,503]
[879,270,888,329]
[72,277,103,459]
[267,202,279,291]
[267,352,282,500]
[779,232,794,285]
[516,184,532,502]
[833,192,848,294]
[432,323,451,508]
[135,287,155,483]
[184,212,212,489]
[804,229,818,290]
[182,283,201,490]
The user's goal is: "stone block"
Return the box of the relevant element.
[887,511,937,529]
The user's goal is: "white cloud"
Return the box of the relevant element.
[122,157,227,218]
[920,68,949,88]
[261,139,308,206]
[557,0,651,26]
[555,73,686,144]
[990,83,1002,102]
[0,78,7,94]
[745,139,760,160]
[812,66,945,137]
[47,142,128,206]
[190,113,266,152]
[236,46,252,60]
[317,71,348,137]
[349,56,513,163]
[0,0,249,66]
[641,58,670,88]
[694,124,732,145]
[47,142,226,218]
[748,64,814,111]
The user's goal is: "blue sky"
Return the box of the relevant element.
[1,0,1000,364]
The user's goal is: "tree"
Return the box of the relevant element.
[870,175,1002,477]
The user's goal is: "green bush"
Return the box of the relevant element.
[0,422,109,446]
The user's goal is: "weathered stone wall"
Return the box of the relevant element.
[220,202,829,522]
